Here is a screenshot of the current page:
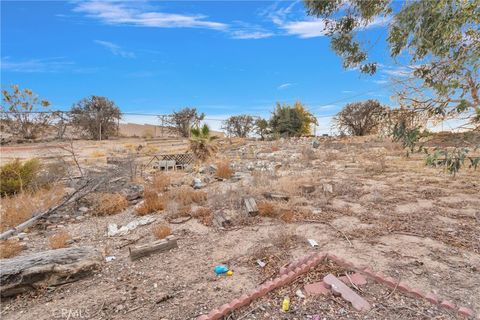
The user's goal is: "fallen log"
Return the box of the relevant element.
[129,236,178,261]
[0,246,102,297]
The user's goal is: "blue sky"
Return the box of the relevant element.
[1,1,408,132]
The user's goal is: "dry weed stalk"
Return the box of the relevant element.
[152,224,171,240]
[152,172,171,192]
[0,185,65,231]
[136,188,167,215]
[93,193,129,216]
[49,230,71,249]
[172,186,207,205]
[215,161,233,179]
[0,239,23,258]
[258,201,277,217]
[192,207,213,225]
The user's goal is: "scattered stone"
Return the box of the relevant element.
[312,140,320,149]
[78,207,89,213]
[75,216,85,222]
[301,184,315,194]
[295,289,306,299]
[256,259,266,268]
[107,216,156,237]
[307,239,319,248]
[192,178,206,189]
[122,184,144,201]
[322,184,333,194]
[105,256,116,262]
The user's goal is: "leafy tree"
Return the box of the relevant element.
[270,101,317,137]
[1,85,52,139]
[304,0,480,126]
[334,100,388,136]
[70,96,121,140]
[222,114,255,138]
[189,124,217,161]
[255,118,270,140]
[166,108,205,138]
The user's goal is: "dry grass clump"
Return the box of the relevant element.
[92,193,129,216]
[136,188,167,216]
[258,201,277,217]
[172,186,207,205]
[90,151,106,158]
[0,185,65,231]
[192,207,213,225]
[215,161,233,179]
[279,209,295,223]
[152,172,171,192]
[49,231,71,249]
[152,224,171,240]
[0,239,24,258]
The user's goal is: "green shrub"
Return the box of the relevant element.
[0,159,41,196]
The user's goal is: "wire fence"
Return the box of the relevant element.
[1,110,337,139]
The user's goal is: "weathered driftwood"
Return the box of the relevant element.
[0,246,102,297]
[129,236,178,261]
[263,192,289,201]
[244,198,258,216]
[0,178,105,240]
[213,211,233,228]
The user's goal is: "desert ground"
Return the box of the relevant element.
[1,134,479,320]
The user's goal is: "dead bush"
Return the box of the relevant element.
[0,239,23,258]
[215,161,233,179]
[192,207,213,225]
[0,185,65,231]
[258,201,277,217]
[172,186,207,205]
[49,231,71,249]
[152,172,171,192]
[92,193,128,216]
[279,209,295,223]
[136,188,167,215]
[152,224,171,240]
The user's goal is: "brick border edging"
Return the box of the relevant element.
[197,252,478,319]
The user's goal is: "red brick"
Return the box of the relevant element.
[339,273,367,287]
[362,268,377,279]
[397,282,412,293]
[207,309,223,320]
[197,315,209,320]
[323,274,371,312]
[440,300,456,311]
[230,298,243,309]
[278,274,290,286]
[218,304,233,316]
[380,276,397,288]
[304,281,330,296]
[425,292,439,305]
[458,307,474,318]
[409,288,424,299]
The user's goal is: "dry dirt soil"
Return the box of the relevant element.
[1,135,479,320]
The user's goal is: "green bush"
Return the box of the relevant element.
[0,159,41,196]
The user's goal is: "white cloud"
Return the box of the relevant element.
[74,1,227,30]
[277,83,293,90]
[0,57,74,73]
[280,19,329,38]
[230,30,273,40]
[94,40,135,58]
[341,90,354,94]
